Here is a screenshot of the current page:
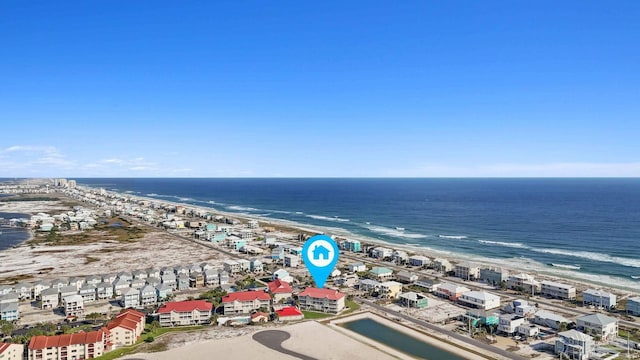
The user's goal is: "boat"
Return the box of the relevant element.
[395,227,405,231]
[550,263,581,270]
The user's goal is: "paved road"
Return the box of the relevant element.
[252,330,318,360]
[361,299,527,360]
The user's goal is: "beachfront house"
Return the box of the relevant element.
[626,297,640,316]
[555,330,594,360]
[158,300,213,327]
[540,280,576,300]
[399,292,428,308]
[371,247,393,260]
[458,291,501,310]
[507,273,540,295]
[434,282,471,301]
[576,313,618,341]
[393,250,408,264]
[433,258,453,273]
[396,270,418,284]
[454,261,480,281]
[219,271,230,285]
[298,287,346,313]
[369,267,394,280]
[177,274,190,290]
[498,314,526,335]
[188,271,204,288]
[379,281,403,299]
[479,267,509,286]
[408,255,430,268]
[221,291,272,315]
[348,262,366,273]
[582,289,617,310]
[28,330,110,360]
[342,239,361,252]
[533,310,570,330]
[237,259,251,272]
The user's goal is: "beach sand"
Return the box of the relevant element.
[122,321,400,360]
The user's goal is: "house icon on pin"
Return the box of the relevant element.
[312,244,330,260]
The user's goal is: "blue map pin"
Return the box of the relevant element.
[301,234,340,288]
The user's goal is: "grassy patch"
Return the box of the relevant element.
[343,300,361,314]
[302,311,332,320]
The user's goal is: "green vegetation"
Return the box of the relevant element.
[302,311,332,320]
[198,287,228,307]
[344,299,361,314]
[619,328,640,343]
[0,320,14,337]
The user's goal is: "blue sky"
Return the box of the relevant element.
[1,1,639,177]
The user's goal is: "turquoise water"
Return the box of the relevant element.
[342,318,467,360]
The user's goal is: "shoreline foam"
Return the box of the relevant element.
[81,184,640,294]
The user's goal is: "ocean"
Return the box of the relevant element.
[74,178,640,290]
[0,211,32,250]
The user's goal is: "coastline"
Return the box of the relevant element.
[98,186,640,294]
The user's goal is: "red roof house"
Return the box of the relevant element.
[107,309,146,346]
[297,287,346,313]
[276,306,304,321]
[28,329,110,359]
[267,279,293,302]
[221,291,271,315]
[158,300,213,327]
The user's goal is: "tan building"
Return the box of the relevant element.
[106,309,146,347]
[158,300,213,327]
[28,329,109,360]
[298,287,345,313]
[0,343,24,360]
[221,291,271,315]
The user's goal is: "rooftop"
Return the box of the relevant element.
[298,287,345,301]
[158,300,213,313]
[222,291,271,303]
[28,330,107,350]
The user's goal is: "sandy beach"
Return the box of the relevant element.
[122,321,400,360]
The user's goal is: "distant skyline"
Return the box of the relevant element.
[1,1,639,177]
